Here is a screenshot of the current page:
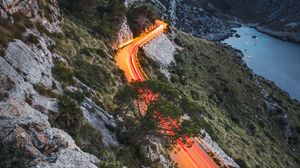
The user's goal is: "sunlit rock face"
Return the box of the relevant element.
[1,32,60,117]
[112,16,133,50]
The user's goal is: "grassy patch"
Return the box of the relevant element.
[0,13,33,53]
[73,58,112,93]
[51,16,125,111]
[52,62,75,86]
[58,0,126,40]
[33,84,57,98]
[51,95,83,137]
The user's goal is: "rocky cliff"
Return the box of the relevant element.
[0,1,120,167]
[208,0,300,42]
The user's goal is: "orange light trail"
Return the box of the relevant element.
[115,20,221,168]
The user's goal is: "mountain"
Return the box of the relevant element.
[211,0,300,42]
[135,0,300,42]
[0,0,299,168]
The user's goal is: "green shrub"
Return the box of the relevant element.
[33,84,57,98]
[65,89,91,103]
[0,13,33,52]
[98,160,122,168]
[74,59,112,93]
[75,122,104,157]
[0,142,27,168]
[127,5,158,36]
[235,158,248,168]
[52,62,74,86]
[51,94,107,160]
[59,0,126,39]
[80,47,93,56]
[26,34,39,44]
[51,95,83,137]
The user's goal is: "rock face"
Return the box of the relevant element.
[81,98,119,148]
[0,0,61,32]
[146,0,238,41]
[199,130,239,168]
[1,33,60,117]
[142,33,176,78]
[173,0,235,40]
[0,98,100,168]
[0,1,113,167]
[0,28,101,166]
[140,0,299,42]
[141,136,173,168]
[5,39,54,88]
[112,17,133,50]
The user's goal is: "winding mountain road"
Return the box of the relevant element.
[115,20,219,168]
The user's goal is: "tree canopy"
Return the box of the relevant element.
[114,80,201,147]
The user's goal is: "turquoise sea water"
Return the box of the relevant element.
[222,27,300,100]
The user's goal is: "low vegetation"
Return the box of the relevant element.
[51,15,125,110]
[127,4,158,36]
[0,142,27,168]
[0,13,33,54]
[141,28,300,167]
[33,84,57,98]
[59,0,126,40]
[115,80,201,146]
[49,1,137,166]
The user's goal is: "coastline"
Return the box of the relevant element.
[244,23,300,44]
[221,40,300,102]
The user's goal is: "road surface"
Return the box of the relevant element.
[115,20,219,168]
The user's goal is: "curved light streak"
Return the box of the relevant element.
[115,20,222,168]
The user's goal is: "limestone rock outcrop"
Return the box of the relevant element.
[1,34,60,117]
[81,98,119,148]
[0,98,100,168]
[143,33,176,78]
[0,0,61,32]
[0,1,106,167]
[141,136,173,168]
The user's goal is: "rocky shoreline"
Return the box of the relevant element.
[222,42,299,103]
[255,26,300,44]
